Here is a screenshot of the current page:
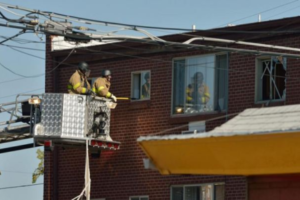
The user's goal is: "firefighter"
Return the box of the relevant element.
[68,62,93,95]
[186,72,210,105]
[92,69,117,102]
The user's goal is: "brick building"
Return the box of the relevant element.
[44,16,300,200]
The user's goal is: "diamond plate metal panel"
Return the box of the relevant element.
[61,94,86,138]
[39,94,112,140]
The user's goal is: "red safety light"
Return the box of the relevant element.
[113,144,119,149]
[44,140,52,147]
[107,143,112,148]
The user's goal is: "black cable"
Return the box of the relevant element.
[0,183,43,190]
[0,48,75,78]
[0,43,44,51]
[0,87,44,100]
[38,6,300,34]
[217,0,300,27]
[0,30,25,45]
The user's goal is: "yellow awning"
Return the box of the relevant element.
[138,131,300,176]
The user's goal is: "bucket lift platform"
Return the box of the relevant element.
[33,93,120,151]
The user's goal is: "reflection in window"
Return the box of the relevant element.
[171,184,224,200]
[256,56,286,102]
[131,71,151,100]
[173,54,228,115]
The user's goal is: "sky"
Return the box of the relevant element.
[1,0,300,199]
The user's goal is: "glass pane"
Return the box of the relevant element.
[216,54,228,111]
[201,185,213,200]
[272,57,286,100]
[185,186,200,200]
[172,187,184,200]
[185,55,215,114]
[140,197,149,200]
[173,60,186,114]
[214,185,225,200]
[130,198,139,200]
[132,73,141,100]
[141,71,150,99]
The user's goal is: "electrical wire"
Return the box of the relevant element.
[2,2,300,35]
[0,48,75,78]
[264,5,300,21]
[0,38,296,86]
[0,87,44,100]
[0,183,43,190]
[217,0,300,27]
[0,43,44,51]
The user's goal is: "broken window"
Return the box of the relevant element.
[131,71,151,100]
[172,54,228,115]
[256,56,287,102]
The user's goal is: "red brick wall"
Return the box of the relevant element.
[44,33,300,200]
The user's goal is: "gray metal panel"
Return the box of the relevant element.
[41,93,63,136]
[61,94,86,138]
[38,93,112,140]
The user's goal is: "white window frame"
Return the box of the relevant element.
[170,182,225,200]
[255,56,286,103]
[171,53,228,116]
[131,70,151,101]
[129,195,149,200]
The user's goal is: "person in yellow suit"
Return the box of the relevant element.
[186,72,210,105]
[68,62,92,95]
[92,69,117,102]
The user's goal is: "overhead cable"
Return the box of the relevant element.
[0,183,43,190]
[217,0,299,27]
[0,48,74,78]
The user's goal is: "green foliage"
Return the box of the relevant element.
[32,149,44,183]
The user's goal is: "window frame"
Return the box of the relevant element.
[171,53,228,116]
[255,56,286,104]
[170,182,225,200]
[130,70,151,101]
[129,195,149,200]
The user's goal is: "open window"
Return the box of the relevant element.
[131,71,151,101]
[172,54,228,115]
[171,183,225,200]
[256,56,287,102]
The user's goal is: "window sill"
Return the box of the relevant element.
[129,100,151,110]
[169,111,226,124]
[254,100,285,107]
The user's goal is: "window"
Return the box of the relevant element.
[256,56,286,102]
[172,54,228,115]
[130,196,149,200]
[171,184,225,200]
[131,71,151,100]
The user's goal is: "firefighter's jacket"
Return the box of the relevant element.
[92,77,112,98]
[186,83,210,104]
[67,70,91,94]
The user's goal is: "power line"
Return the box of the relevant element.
[0,44,44,51]
[0,87,44,100]
[217,0,300,27]
[0,183,43,190]
[2,2,300,35]
[0,48,75,78]
[264,5,300,21]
